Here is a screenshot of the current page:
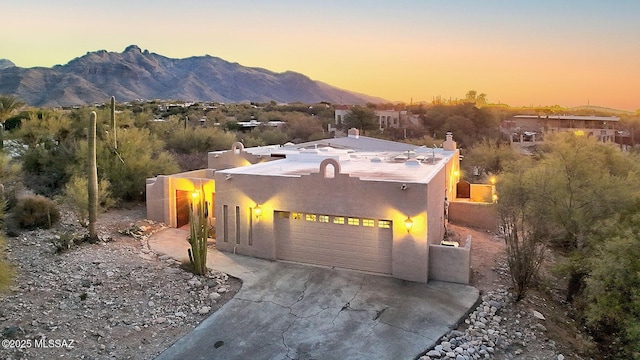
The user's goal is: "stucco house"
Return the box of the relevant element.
[146,130,471,284]
[502,114,619,143]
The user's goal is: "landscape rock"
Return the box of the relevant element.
[532,310,546,321]
[0,205,240,360]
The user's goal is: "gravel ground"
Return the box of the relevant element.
[0,204,240,360]
[0,206,595,360]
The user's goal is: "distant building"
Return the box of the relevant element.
[502,114,619,143]
[331,106,421,137]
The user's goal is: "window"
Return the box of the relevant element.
[276,211,290,219]
[318,215,329,223]
[305,214,317,222]
[378,220,391,229]
[333,216,345,225]
[292,212,303,220]
[235,206,241,244]
[362,219,374,227]
[348,217,359,226]
[223,205,228,242]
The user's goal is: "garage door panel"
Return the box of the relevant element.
[275,215,392,274]
[279,240,390,256]
[277,248,390,274]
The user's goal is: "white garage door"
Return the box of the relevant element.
[274,212,392,274]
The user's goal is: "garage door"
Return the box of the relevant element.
[274,211,392,274]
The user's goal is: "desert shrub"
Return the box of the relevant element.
[21,145,74,197]
[69,127,180,201]
[164,127,237,154]
[12,194,60,230]
[50,232,90,253]
[582,210,640,358]
[59,175,115,226]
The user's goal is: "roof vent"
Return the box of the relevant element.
[370,157,382,163]
[405,160,421,167]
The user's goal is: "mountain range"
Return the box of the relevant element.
[0,45,385,107]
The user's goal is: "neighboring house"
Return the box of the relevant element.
[146,130,473,284]
[330,106,422,137]
[502,114,620,143]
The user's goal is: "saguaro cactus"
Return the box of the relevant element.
[110,96,117,150]
[188,188,208,275]
[88,111,99,242]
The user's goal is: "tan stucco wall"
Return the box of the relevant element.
[448,201,498,232]
[428,236,471,284]
[470,184,492,203]
[213,160,452,283]
[208,143,276,170]
[146,170,216,227]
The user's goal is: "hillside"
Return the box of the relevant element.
[0,45,385,107]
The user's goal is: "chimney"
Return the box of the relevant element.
[443,132,457,151]
[348,128,360,139]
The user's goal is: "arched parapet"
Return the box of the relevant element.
[231,142,245,154]
[319,158,341,179]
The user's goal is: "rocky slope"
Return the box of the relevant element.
[0,45,384,107]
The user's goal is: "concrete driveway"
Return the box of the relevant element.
[150,228,479,360]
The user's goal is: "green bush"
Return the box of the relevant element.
[583,211,640,358]
[12,194,60,229]
[59,175,115,226]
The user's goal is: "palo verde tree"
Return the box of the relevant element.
[496,158,549,301]
[497,132,640,302]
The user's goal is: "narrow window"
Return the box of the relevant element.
[235,206,240,245]
[292,212,303,220]
[333,216,345,225]
[362,219,375,227]
[223,205,228,242]
[276,211,290,219]
[348,217,359,226]
[318,215,329,223]
[305,214,317,222]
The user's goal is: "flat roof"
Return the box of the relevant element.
[209,134,425,157]
[218,147,455,184]
[513,115,619,121]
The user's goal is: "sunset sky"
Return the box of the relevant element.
[2,0,639,111]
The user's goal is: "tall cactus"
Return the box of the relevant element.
[188,187,208,275]
[88,111,99,242]
[110,96,117,150]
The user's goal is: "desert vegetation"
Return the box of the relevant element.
[1,93,640,357]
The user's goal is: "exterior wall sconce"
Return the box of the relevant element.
[253,204,262,219]
[404,216,413,233]
[490,176,497,203]
[191,191,200,211]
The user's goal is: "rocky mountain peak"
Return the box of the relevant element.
[0,46,385,107]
